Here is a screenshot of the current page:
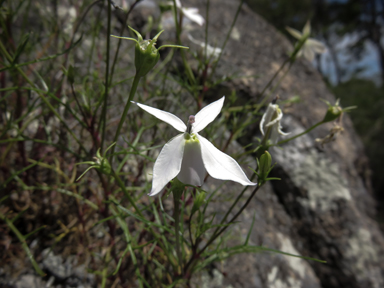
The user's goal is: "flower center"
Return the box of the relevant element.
[184,133,199,143]
[186,115,195,134]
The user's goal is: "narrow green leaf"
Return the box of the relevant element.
[244,212,256,245]
[12,33,29,64]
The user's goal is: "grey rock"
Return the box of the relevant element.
[168,0,384,287]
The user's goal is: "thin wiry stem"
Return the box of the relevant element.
[275,121,323,146]
[173,193,183,270]
[110,73,141,161]
[210,0,244,77]
[100,0,112,151]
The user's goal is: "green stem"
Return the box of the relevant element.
[210,0,244,77]
[110,73,141,159]
[173,192,182,270]
[275,121,324,146]
[258,58,290,100]
[172,0,196,86]
[100,0,112,151]
[111,169,141,215]
[204,0,210,63]
[0,211,45,276]
[109,0,143,84]
[184,184,261,275]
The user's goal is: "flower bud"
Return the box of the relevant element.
[323,103,342,123]
[134,38,160,78]
[258,151,272,182]
[129,27,162,78]
[321,99,356,123]
[111,27,189,78]
[94,148,112,175]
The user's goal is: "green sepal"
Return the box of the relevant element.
[76,142,116,181]
[191,189,206,216]
[252,151,278,186]
[321,99,357,123]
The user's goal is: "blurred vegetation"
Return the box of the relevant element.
[331,79,384,202]
[246,0,384,215]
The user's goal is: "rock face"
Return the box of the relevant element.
[172,0,384,287]
[2,1,383,287]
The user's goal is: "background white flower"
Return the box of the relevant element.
[168,0,205,26]
[133,96,256,196]
[286,21,326,62]
[187,34,222,60]
[260,103,290,145]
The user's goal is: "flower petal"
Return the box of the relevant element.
[197,134,256,186]
[182,7,205,26]
[177,137,206,186]
[260,103,280,134]
[133,101,187,132]
[265,109,283,127]
[307,39,326,54]
[302,21,311,36]
[259,111,267,136]
[193,96,225,133]
[286,27,302,40]
[149,134,185,196]
[270,124,290,144]
[303,46,315,62]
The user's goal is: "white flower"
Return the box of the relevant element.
[133,96,256,196]
[286,21,326,62]
[260,103,290,145]
[169,0,205,26]
[187,34,222,60]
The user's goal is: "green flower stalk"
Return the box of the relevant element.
[110,27,189,157]
[76,143,116,181]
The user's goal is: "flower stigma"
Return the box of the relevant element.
[186,115,195,134]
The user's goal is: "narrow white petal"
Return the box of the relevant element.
[259,112,267,136]
[193,96,225,133]
[270,126,280,145]
[260,103,279,134]
[149,134,185,196]
[303,46,315,62]
[270,124,290,144]
[286,27,302,40]
[307,39,326,54]
[177,136,206,186]
[182,8,205,26]
[303,21,311,36]
[279,128,291,136]
[197,134,256,186]
[265,110,283,127]
[133,102,187,132]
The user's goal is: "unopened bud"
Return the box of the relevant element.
[323,104,342,123]
[191,190,206,216]
[258,151,272,185]
[321,99,356,123]
[111,27,189,78]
